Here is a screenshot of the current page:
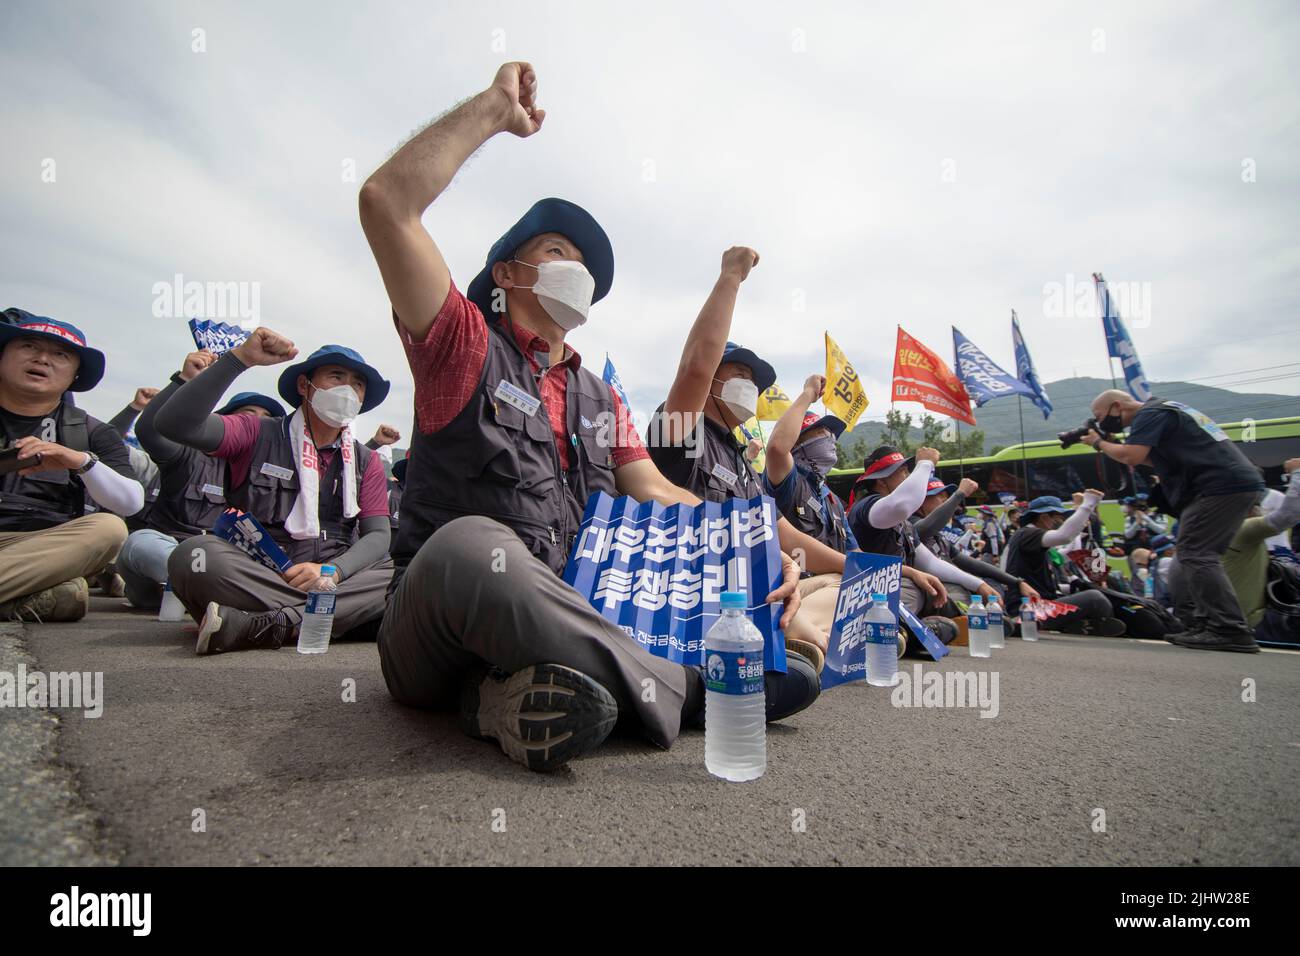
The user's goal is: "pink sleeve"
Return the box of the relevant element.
[212,413,264,489]
[609,386,649,467]
[358,449,391,519]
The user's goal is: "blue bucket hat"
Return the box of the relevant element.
[718,341,777,393]
[0,311,106,391]
[391,456,408,485]
[466,198,614,318]
[1023,495,1073,523]
[216,391,286,419]
[277,345,390,414]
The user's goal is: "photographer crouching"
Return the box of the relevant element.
[1080,389,1263,653]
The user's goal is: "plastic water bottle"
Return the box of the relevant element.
[1020,602,1040,642]
[987,594,1005,649]
[968,595,991,658]
[1142,569,1155,600]
[864,593,900,687]
[297,565,338,655]
[158,580,186,622]
[704,591,766,782]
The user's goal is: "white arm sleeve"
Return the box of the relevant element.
[914,541,987,592]
[80,460,145,516]
[867,460,934,530]
[1041,493,1101,548]
[1265,480,1300,534]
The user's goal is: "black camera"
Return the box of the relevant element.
[1058,418,1106,449]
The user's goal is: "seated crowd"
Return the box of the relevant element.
[3,61,1294,774]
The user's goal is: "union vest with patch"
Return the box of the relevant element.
[392,322,619,587]
[144,447,231,540]
[782,465,849,552]
[649,408,763,504]
[849,492,919,565]
[0,403,91,532]
[229,416,373,564]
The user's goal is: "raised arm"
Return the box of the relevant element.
[359,62,543,338]
[914,477,975,542]
[154,330,297,453]
[659,247,759,444]
[136,349,216,464]
[1042,489,1103,548]
[765,374,823,486]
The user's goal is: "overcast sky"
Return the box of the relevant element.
[3,0,1298,440]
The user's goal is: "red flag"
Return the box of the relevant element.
[891,326,976,425]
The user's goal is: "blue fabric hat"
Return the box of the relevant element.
[391,456,408,485]
[0,311,106,391]
[216,391,286,418]
[1025,495,1074,519]
[466,198,614,318]
[718,341,777,393]
[277,345,390,413]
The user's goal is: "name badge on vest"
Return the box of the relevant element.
[494,380,541,417]
[201,483,224,497]
[710,462,738,486]
[807,495,822,515]
[259,462,294,482]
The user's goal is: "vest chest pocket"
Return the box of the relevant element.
[475,388,558,499]
[246,467,299,523]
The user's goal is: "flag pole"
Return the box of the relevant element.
[1016,394,1029,498]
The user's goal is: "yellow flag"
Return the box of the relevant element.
[756,385,792,421]
[824,332,869,429]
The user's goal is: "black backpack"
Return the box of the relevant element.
[1258,558,1300,648]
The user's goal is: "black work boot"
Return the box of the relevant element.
[460,663,619,772]
[195,602,298,655]
[1174,630,1260,654]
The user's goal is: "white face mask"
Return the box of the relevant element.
[714,376,758,423]
[309,383,362,428]
[511,259,595,331]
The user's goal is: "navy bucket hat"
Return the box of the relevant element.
[216,391,286,418]
[466,198,614,318]
[0,311,106,391]
[277,345,390,413]
[391,457,408,485]
[718,341,777,393]
[1022,495,1074,524]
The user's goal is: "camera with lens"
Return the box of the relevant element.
[1058,417,1107,449]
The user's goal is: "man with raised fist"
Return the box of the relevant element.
[155,327,395,654]
[115,347,285,610]
[360,62,810,773]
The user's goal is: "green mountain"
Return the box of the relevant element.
[839,377,1299,456]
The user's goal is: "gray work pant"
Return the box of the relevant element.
[166,536,392,635]
[377,516,689,749]
[1167,491,1257,638]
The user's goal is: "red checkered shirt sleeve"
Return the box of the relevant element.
[394,282,489,435]
[609,386,648,467]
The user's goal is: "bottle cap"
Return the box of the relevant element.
[720,591,747,610]
[321,565,337,575]
[871,592,887,602]
[970,595,983,605]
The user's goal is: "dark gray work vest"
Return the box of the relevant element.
[229,416,372,564]
[781,465,849,553]
[392,321,618,587]
[648,408,763,503]
[144,447,230,540]
[125,468,161,533]
[0,402,90,532]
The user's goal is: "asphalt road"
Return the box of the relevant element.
[3,595,1298,866]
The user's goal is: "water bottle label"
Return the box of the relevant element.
[306,592,336,615]
[989,611,1003,626]
[704,649,764,696]
[865,622,897,645]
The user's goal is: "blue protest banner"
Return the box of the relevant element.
[898,605,950,661]
[189,317,250,355]
[952,326,1037,408]
[1011,311,1053,419]
[821,552,903,690]
[564,492,786,672]
[212,508,292,573]
[1094,273,1152,401]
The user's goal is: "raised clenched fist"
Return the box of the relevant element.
[233,328,298,368]
[490,62,545,138]
[720,246,760,284]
